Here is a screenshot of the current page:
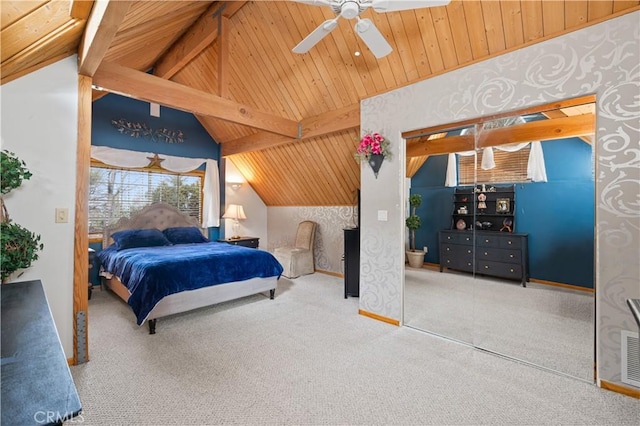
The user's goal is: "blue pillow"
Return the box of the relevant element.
[111,228,172,251]
[162,227,209,245]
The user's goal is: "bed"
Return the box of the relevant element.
[97,203,283,334]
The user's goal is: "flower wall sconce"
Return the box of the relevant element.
[354,131,391,178]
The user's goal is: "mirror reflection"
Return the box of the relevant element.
[404,97,596,382]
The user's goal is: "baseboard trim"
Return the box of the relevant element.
[529,278,594,293]
[315,269,343,278]
[599,380,640,399]
[359,309,400,326]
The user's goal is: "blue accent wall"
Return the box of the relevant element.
[411,138,594,288]
[92,93,222,241]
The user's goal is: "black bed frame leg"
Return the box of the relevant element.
[269,289,275,300]
[148,319,157,334]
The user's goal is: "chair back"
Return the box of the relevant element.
[294,221,317,251]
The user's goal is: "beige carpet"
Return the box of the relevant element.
[404,267,594,382]
[71,273,638,425]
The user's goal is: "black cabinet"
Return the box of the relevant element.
[344,227,360,298]
[439,230,529,286]
[451,184,515,232]
[218,237,259,248]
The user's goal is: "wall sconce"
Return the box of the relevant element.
[228,182,243,190]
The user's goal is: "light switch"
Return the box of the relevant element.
[377,210,388,221]
[55,208,69,223]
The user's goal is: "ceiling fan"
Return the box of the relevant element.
[292,0,451,58]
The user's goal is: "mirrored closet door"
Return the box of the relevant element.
[404,97,596,382]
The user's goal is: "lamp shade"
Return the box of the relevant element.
[222,204,246,220]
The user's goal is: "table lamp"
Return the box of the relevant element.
[222,204,246,239]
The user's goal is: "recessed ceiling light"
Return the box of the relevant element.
[354,51,361,56]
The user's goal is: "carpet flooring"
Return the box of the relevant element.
[71,273,638,425]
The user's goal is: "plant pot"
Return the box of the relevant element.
[406,250,425,268]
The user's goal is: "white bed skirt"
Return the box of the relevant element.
[104,276,278,325]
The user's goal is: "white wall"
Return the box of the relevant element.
[224,159,268,247]
[359,12,640,387]
[1,56,79,357]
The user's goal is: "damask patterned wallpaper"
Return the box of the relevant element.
[359,11,639,387]
[267,206,357,274]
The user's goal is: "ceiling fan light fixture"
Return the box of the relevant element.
[340,1,361,19]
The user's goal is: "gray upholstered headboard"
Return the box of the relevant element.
[102,203,204,248]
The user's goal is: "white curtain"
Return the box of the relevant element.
[91,146,220,227]
[445,117,547,186]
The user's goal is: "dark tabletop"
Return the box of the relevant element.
[1,280,82,425]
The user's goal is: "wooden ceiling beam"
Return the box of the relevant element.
[93,61,299,138]
[154,1,247,80]
[407,134,474,157]
[221,103,361,156]
[406,114,595,157]
[77,1,132,76]
[68,0,94,20]
[476,114,595,148]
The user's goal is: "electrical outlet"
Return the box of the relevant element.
[423,246,428,253]
[55,208,69,223]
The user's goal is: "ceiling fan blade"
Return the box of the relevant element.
[293,18,339,54]
[354,18,392,58]
[293,0,336,7]
[371,0,451,13]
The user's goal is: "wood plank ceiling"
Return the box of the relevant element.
[2,1,638,206]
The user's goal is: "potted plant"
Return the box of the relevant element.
[1,150,43,283]
[406,193,425,268]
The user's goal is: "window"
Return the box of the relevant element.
[458,146,531,185]
[89,163,203,238]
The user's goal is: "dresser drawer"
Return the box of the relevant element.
[477,247,521,264]
[440,231,473,245]
[476,260,522,279]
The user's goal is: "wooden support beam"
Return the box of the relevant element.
[93,61,298,138]
[77,1,132,76]
[68,0,94,20]
[154,1,246,80]
[406,114,594,158]
[300,104,360,139]
[221,103,361,156]
[407,134,474,157]
[476,114,595,148]
[73,74,92,364]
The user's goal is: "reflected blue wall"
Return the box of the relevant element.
[91,93,222,243]
[411,137,594,288]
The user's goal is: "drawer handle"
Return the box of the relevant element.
[484,252,488,256]
[510,254,514,258]
[485,239,490,243]
[448,236,452,240]
[467,262,472,266]
[484,265,489,269]
[508,241,512,245]
[467,250,472,254]
[465,237,470,241]
[447,260,451,263]
[446,248,450,251]
[510,268,514,273]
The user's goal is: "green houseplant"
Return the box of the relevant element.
[406,193,425,268]
[1,150,43,283]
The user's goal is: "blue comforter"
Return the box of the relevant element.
[98,242,283,325]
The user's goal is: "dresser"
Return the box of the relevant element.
[217,236,259,248]
[439,230,529,286]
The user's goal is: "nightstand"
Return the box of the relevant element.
[217,237,259,248]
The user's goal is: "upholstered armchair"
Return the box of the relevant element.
[274,221,318,279]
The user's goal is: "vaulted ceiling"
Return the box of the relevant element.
[1,1,637,206]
